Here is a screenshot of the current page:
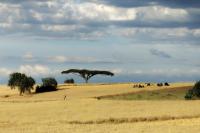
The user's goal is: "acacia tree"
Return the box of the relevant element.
[8,72,35,95]
[61,69,114,83]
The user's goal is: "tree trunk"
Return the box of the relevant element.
[27,89,31,94]
[19,90,23,96]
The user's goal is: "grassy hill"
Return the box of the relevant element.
[1,82,200,133]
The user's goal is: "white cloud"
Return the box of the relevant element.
[41,24,83,32]
[0,1,135,39]
[111,68,123,74]
[193,29,200,37]
[19,64,50,76]
[0,0,198,42]
[29,9,44,21]
[74,2,137,21]
[48,56,67,63]
[118,27,199,41]
[0,68,12,76]
[136,5,189,22]
[0,64,60,78]
[121,68,200,77]
[23,52,34,60]
[48,55,116,63]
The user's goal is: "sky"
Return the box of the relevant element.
[0,0,200,83]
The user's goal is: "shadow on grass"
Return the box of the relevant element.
[95,86,193,100]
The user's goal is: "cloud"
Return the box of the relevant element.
[0,64,60,78]
[48,56,98,63]
[137,6,188,23]
[150,49,172,58]
[117,27,200,44]
[111,68,123,74]
[1,54,119,65]
[0,0,199,42]
[23,52,34,60]
[48,55,118,64]
[0,68,12,76]
[101,0,200,8]
[116,67,200,78]
[19,64,50,76]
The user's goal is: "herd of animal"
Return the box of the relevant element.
[133,82,170,88]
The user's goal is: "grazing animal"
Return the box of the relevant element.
[145,83,151,86]
[164,82,170,86]
[97,97,101,100]
[157,83,163,87]
[133,84,144,88]
[138,84,145,88]
[133,84,138,88]
[64,95,67,100]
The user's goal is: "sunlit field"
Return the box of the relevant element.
[1,82,200,133]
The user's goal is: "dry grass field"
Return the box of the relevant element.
[1,82,200,133]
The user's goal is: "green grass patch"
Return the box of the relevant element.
[99,86,192,100]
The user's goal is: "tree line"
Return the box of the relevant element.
[8,69,114,95]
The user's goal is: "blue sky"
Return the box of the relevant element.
[0,0,200,83]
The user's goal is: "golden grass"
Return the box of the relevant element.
[0,82,199,133]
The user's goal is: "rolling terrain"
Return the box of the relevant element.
[1,82,200,133]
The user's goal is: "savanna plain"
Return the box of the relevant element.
[1,82,200,133]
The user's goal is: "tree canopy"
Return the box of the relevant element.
[42,77,57,88]
[8,72,35,95]
[185,81,200,100]
[61,69,114,83]
[35,77,58,93]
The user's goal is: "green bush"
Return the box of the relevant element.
[8,72,35,95]
[42,77,57,88]
[185,81,200,100]
[192,81,200,97]
[35,77,57,93]
[185,89,193,100]
[64,78,74,84]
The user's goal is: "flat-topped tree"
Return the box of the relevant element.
[61,69,114,83]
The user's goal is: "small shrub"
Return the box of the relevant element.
[185,89,193,100]
[35,85,57,93]
[185,81,200,100]
[64,78,74,84]
[35,77,58,93]
[42,77,57,88]
[192,81,200,97]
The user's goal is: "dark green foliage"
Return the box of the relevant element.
[42,77,57,88]
[64,78,74,84]
[61,69,114,83]
[8,72,35,95]
[35,77,57,93]
[185,81,200,100]
[8,72,25,89]
[164,82,170,86]
[35,85,57,93]
[192,81,200,97]
[185,89,193,100]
